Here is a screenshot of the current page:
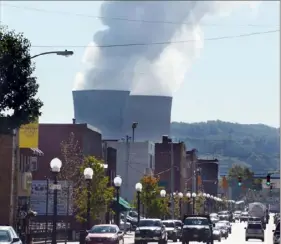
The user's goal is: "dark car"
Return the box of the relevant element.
[85,224,124,244]
[162,220,178,242]
[134,219,167,244]
[182,215,214,244]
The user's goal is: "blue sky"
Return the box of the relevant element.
[2,1,279,127]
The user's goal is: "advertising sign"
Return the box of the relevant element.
[30,180,73,216]
[19,120,39,148]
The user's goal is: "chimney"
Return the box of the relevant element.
[72,118,76,124]
[162,135,169,143]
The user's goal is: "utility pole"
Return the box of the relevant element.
[170,140,175,219]
[125,135,131,188]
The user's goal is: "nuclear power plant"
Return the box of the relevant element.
[72,89,172,141]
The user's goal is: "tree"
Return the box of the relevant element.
[139,175,168,218]
[60,132,83,182]
[0,26,43,133]
[74,156,114,223]
[227,164,254,181]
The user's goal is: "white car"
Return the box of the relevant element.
[119,220,131,231]
[0,226,22,244]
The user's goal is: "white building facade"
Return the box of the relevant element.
[107,141,155,202]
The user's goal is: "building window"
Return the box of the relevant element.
[29,156,38,171]
[149,155,153,169]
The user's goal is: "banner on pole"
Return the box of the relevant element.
[19,119,39,148]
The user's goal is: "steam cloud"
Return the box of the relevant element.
[74,1,259,96]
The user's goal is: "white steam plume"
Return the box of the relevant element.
[74,1,259,95]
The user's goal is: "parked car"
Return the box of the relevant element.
[273,221,280,244]
[134,219,167,244]
[245,222,264,242]
[119,219,131,231]
[0,226,21,244]
[85,224,124,244]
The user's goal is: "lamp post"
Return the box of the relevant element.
[135,182,142,224]
[160,190,166,220]
[186,192,191,215]
[50,158,62,244]
[31,50,74,59]
[114,175,122,226]
[192,193,197,214]
[178,192,183,219]
[132,122,138,142]
[83,168,94,230]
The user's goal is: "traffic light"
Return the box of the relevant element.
[266,174,271,186]
[238,176,242,186]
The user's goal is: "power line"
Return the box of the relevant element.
[31,30,279,49]
[3,3,279,28]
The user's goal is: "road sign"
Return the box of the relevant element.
[49,184,62,190]
[19,211,27,219]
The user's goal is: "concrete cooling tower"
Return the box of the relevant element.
[72,90,130,140]
[123,95,172,142]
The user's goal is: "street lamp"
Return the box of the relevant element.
[192,192,197,214]
[31,50,74,59]
[132,122,138,142]
[160,189,166,198]
[186,192,191,214]
[178,192,183,218]
[83,168,93,229]
[135,182,142,224]
[50,158,62,244]
[160,190,166,220]
[114,175,122,226]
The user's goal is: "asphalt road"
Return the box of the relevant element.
[59,216,276,244]
[124,217,276,244]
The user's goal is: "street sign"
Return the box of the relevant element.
[49,184,62,190]
[19,211,27,219]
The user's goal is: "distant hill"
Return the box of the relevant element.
[170,120,280,175]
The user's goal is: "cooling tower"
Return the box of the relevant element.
[72,89,130,140]
[123,95,172,142]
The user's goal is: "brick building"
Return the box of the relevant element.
[184,149,198,193]
[155,136,186,193]
[197,158,219,196]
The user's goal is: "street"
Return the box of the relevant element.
[57,216,276,244]
[123,217,276,244]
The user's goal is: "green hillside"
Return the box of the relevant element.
[170,120,280,174]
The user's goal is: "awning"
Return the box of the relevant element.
[112,197,131,211]
[30,148,44,156]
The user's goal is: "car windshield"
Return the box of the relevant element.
[184,218,209,225]
[248,224,262,229]
[163,222,175,228]
[174,222,182,227]
[138,220,161,227]
[210,213,218,217]
[219,221,229,224]
[89,226,117,233]
[234,211,241,214]
[241,212,248,216]
[218,211,229,215]
[0,230,11,242]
